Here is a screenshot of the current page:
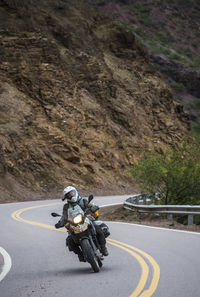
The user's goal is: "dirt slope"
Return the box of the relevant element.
[0,0,191,202]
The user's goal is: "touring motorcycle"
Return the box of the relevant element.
[51,195,109,272]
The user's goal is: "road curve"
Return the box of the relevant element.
[0,195,200,297]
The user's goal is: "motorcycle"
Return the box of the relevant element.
[51,195,104,273]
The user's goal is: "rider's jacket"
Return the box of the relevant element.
[56,196,88,228]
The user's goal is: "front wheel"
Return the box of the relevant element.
[98,259,103,268]
[81,239,100,273]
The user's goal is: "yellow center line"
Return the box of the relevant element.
[107,240,149,297]
[11,203,160,296]
[11,203,63,231]
[108,239,160,297]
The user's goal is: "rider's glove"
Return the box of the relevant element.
[55,223,60,229]
[83,198,88,208]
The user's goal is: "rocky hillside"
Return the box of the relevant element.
[0,0,191,202]
[84,0,200,133]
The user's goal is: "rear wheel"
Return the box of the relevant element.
[81,239,100,273]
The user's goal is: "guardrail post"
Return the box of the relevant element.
[136,196,140,205]
[149,193,155,204]
[188,215,194,225]
[167,214,173,220]
[142,194,147,205]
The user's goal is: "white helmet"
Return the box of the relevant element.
[63,186,78,203]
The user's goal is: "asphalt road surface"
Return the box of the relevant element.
[0,195,200,297]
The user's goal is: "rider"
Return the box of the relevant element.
[55,186,109,261]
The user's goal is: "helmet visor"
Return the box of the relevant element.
[65,190,76,200]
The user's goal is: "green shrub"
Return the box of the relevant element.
[192,130,200,143]
[192,121,200,135]
[170,82,185,93]
[194,216,200,225]
[129,143,200,205]
[193,98,200,109]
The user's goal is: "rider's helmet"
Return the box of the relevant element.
[63,186,78,203]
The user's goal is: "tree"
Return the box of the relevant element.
[129,143,200,205]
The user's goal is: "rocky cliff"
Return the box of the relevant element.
[84,0,200,131]
[0,0,191,202]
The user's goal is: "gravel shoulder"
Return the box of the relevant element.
[100,205,200,233]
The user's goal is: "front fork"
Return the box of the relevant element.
[88,234,102,259]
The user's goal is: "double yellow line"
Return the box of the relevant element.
[11,203,160,297]
[107,238,160,297]
[11,203,62,231]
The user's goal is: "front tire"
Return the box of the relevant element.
[81,239,100,273]
[98,259,103,268]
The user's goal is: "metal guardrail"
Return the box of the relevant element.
[125,193,156,205]
[124,195,200,225]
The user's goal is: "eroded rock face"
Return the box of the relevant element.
[0,0,191,201]
[149,53,200,98]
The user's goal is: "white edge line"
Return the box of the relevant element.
[100,203,200,236]
[0,247,12,282]
[101,203,123,207]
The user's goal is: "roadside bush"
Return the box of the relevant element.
[192,120,200,135]
[193,98,200,110]
[170,82,185,93]
[129,143,200,205]
[192,130,200,143]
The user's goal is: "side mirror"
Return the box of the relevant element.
[51,212,61,217]
[88,194,94,203]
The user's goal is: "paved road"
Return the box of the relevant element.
[0,195,200,297]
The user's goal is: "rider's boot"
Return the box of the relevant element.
[78,252,85,262]
[101,245,109,256]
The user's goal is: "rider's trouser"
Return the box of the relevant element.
[94,224,106,246]
[66,235,82,254]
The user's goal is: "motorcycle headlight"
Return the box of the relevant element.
[72,214,84,224]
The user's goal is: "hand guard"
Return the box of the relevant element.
[55,223,60,229]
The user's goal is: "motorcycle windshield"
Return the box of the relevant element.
[67,204,84,222]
